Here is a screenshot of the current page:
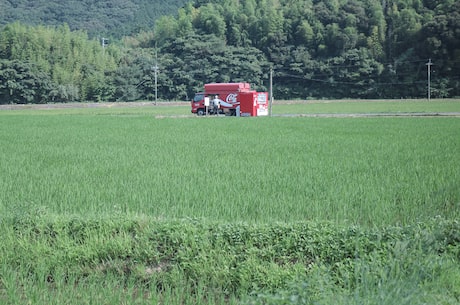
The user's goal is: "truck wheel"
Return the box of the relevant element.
[197,108,205,116]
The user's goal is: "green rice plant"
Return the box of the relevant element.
[272,99,460,114]
[0,102,191,116]
[1,114,459,226]
[1,103,459,304]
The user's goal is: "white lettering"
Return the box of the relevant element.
[226,93,237,104]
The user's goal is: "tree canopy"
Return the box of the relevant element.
[151,0,460,99]
[0,0,189,38]
[0,23,120,103]
[0,0,459,103]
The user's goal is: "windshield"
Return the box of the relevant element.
[193,93,205,102]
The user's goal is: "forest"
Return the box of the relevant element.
[0,0,188,38]
[0,0,459,104]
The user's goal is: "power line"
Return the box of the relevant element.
[302,59,428,70]
[274,71,427,86]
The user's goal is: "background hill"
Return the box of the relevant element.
[0,0,189,38]
[0,0,459,103]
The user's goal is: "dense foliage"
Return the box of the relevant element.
[0,23,120,103]
[153,0,460,99]
[0,0,459,103]
[0,0,188,38]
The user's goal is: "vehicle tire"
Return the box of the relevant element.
[197,108,205,116]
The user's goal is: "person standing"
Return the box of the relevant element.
[212,95,221,115]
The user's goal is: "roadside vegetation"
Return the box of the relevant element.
[1,216,459,304]
[1,101,459,304]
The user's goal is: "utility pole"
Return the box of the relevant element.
[101,38,109,58]
[152,48,159,105]
[101,38,107,53]
[426,58,432,101]
[269,66,273,116]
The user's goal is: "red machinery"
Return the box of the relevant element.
[191,83,268,116]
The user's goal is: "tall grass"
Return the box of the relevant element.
[1,216,459,304]
[1,115,458,226]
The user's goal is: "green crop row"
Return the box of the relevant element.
[271,99,460,114]
[1,215,459,304]
[1,115,459,226]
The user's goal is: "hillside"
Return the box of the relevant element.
[0,0,189,38]
[152,0,460,99]
[0,0,459,103]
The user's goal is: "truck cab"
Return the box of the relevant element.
[191,93,207,115]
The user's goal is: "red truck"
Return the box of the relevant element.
[191,83,268,116]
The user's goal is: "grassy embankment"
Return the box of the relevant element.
[1,99,459,304]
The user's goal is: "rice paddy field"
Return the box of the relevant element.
[1,99,459,304]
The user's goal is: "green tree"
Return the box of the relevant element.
[155,33,268,100]
[295,20,315,47]
[0,59,54,104]
[194,4,226,39]
[0,22,119,103]
[418,0,460,97]
[0,0,190,38]
[154,16,179,46]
